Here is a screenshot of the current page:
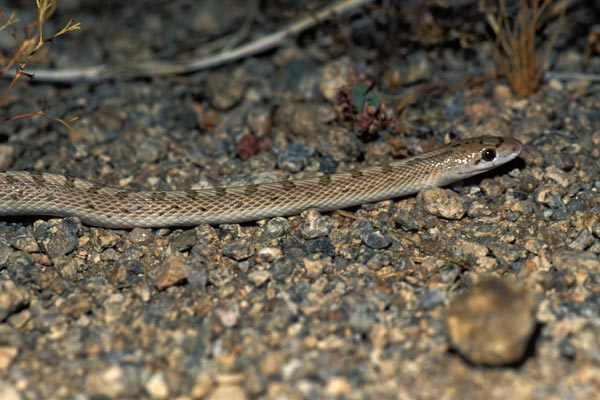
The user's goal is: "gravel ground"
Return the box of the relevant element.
[0,1,599,399]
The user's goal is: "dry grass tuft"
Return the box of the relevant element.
[488,0,568,97]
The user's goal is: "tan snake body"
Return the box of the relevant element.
[0,136,522,228]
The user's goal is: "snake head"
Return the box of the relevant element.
[453,136,522,176]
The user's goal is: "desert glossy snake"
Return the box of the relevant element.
[0,136,522,228]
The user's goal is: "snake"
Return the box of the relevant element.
[0,136,522,228]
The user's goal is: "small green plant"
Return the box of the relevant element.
[0,0,80,125]
[334,71,399,141]
[489,0,567,97]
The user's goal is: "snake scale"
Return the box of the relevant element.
[0,136,522,228]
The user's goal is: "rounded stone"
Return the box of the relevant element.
[445,275,538,365]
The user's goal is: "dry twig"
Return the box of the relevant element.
[6,0,373,83]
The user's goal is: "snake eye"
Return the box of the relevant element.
[481,148,496,162]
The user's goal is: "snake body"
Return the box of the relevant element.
[0,136,521,228]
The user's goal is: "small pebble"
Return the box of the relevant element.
[303,258,326,279]
[188,269,208,290]
[418,188,465,220]
[592,222,600,239]
[304,237,335,257]
[246,104,271,136]
[287,104,327,138]
[360,229,393,250]
[276,143,313,172]
[0,144,15,170]
[171,229,197,252]
[86,365,140,397]
[137,138,163,163]
[33,218,80,257]
[153,255,193,290]
[247,270,271,287]
[207,384,247,400]
[129,228,154,244]
[420,289,445,310]
[0,280,30,321]
[545,165,573,187]
[449,239,494,269]
[548,78,563,91]
[57,294,92,317]
[206,67,247,110]
[324,376,352,396]
[318,57,352,101]
[299,209,332,239]
[215,303,241,328]
[255,247,283,262]
[93,230,121,250]
[261,218,290,240]
[568,229,595,250]
[270,258,295,283]
[8,228,40,253]
[467,202,492,218]
[0,382,20,400]
[479,179,504,198]
[144,371,170,399]
[400,50,432,84]
[0,239,12,266]
[552,249,600,271]
[493,84,512,101]
[564,323,600,363]
[0,346,18,371]
[222,238,255,261]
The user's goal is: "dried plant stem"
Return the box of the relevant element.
[0,0,80,126]
[3,0,372,83]
[490,0,567,97]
